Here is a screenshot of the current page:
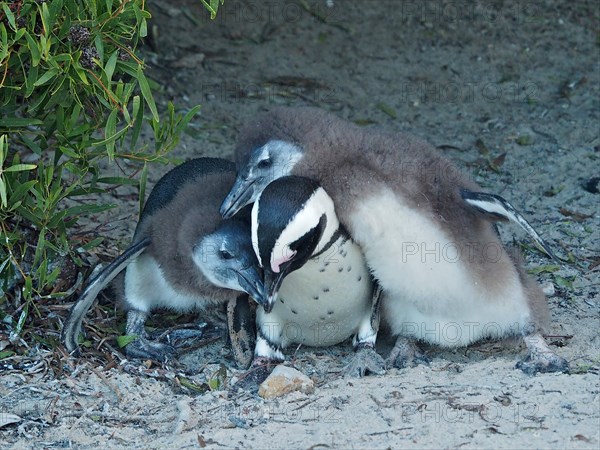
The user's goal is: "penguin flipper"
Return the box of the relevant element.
[61,238,151,354]
[460,189,558,261]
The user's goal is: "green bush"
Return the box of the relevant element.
[0,0,222,355]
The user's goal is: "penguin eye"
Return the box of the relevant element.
[219,250,234,260]
[257,158,272,169]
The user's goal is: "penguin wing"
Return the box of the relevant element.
[61,237,151,353]
[460,189,558,261]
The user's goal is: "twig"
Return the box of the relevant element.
[292,396,321,411]
[366,427,413,436]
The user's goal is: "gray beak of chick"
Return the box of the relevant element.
[220,177,255,219]
[235,264,266,308]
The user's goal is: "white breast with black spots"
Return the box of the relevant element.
[258,236,373,348]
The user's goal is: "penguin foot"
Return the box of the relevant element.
[516,353,570,375]
[343,345,386,377]
[125,336,176,363]
[230,357,280,394]
[157,324,224,352]
[386,336,430,369]
[517,333,569,375]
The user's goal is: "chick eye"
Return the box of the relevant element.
[257,158,272,169]
[219,250,234,260]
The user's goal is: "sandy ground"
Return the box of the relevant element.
[1,0,599,448]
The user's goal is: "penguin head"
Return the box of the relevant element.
[251,176,339,313]
[220,140,303,219]
[192,219,266,306]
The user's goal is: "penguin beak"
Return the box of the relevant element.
[235,265,266,308]
[263,269,286,314]
[221,177,256,219]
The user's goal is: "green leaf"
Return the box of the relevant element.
[14,306,29,337]
[80,237,104,251]
[174,105,202,135]
[139,18,147,38]
[376,102,397,119]
[104,108,118,159]
[527,265,561,275]
[63,203,116,217]
[178,377,209,394]
[4,164,38,173]
[554,275,575,289]
[96,176,138,185]
[33,68,59,86]
[0,118,44,128]
[0,351,15,359]
[1,3,16,30]
[94,33,104,64]
[0,24,8,60]
[199,0,223,19]
[130,95,143,146]
[117,334,138,348]
[40,2,50,35]
[58,145,78,158]
[136,66,159,122]
[20,135,43,156]
[516,135,533,146]
[0,177,7,208]
[208,364,228,390]
[24,32,42,67]
[9,180,37,204]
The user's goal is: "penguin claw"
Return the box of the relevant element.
[343,347,386,377]
[125,337,176,363]
[516,353,570,375]
[387,337,430,369]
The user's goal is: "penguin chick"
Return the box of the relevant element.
[62,158,265,366]
[244,175,385,385]
[220,107,568,375]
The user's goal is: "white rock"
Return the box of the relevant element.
[542,282,556,297]
[258,365,315,399]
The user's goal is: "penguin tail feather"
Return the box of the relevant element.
[61,237,150,353]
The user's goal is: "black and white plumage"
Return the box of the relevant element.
[62,158,264,366]
[220,107,568,374]
[248,176,385,378]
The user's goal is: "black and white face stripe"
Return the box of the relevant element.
[251,176,339,272]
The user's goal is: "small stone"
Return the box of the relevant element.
[582,177,600,194]
[258,365,315,399]
[542,282,556,297]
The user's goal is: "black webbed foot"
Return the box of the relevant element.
[386,336,430,369]
[125,336,176,363]
[343,343,386,377]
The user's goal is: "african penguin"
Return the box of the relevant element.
[220,106,568,375]
[246,175,385,382]
[62,157,265,367]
